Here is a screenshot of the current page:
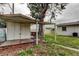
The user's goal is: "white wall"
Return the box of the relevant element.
[31,24,54,34]
[57,25,79,36]
[30,24,39,32]
[43,24,54,34]
[6,21,31,40]
[14,23,20,40]
[6,22,15,40]
[21,23,31,39]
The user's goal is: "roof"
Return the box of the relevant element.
[0,14,52,24]
[0,14,36,23]
[57,21,79,26]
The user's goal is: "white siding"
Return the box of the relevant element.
[6,21,31,40]
[6,22,15,40]
[14,23,20,39]
[43,25,54,34]
[57,25,79,36]
[25,24,31,39]
[21,23,30,39]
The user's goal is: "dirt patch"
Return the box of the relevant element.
[0,42,34,56]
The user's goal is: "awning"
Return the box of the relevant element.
[0,14,53,24]
[0,14,36,23]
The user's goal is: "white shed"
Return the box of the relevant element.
[0,14,36,42]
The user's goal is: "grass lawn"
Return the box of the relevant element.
[18,33,79,56]
[18,43,79,56]
[44,33,79,49]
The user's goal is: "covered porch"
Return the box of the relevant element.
[0,14,38,47]
[0,14,49,47]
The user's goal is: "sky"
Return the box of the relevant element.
[55,3,79,24]
[0,3,30,15]
[0,3,79,24]
[44,3,79,24]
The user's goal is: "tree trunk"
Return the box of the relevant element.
[39,19,44,40]
[12,3,14,14]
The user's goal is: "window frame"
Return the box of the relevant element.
[62,26,67,31]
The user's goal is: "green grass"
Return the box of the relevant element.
[18,33,79,56]
[44,33,79,49]
[18,43,79,56]
[18,48,33,56]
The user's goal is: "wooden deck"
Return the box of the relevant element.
[0,39,34,47]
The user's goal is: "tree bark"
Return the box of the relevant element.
[39,19,44,39]
[12,3,14,14]
[39,4,48,40]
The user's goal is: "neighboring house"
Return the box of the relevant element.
[44,24,54,34]
[57,21,79,37]
[31,23,54,34]
[0,14,36,42]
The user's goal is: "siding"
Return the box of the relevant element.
[6,22,15,40]
[44,25,54,34]
[21,23,30,39]
[57,25,79,36]
[14,23,20,40]
[6,21,31,40]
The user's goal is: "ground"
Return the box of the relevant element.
[18,33,79,56]
[1,33,79,56]
[18,44,79,56]
[45,33,79,49]
[0,42,34,56]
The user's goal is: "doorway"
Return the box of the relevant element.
[0,19,6,42]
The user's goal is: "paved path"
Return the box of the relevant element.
[54,43,79,52]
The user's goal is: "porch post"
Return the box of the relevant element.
[36,20,39,45]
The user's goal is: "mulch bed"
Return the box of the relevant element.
[0,42,35,56]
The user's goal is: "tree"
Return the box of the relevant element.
[28,3,68,39]
[0,3,15,14]
[45,3,68,55]
[7,3,15,14]
[0,3,6,14]
[48,3,68,41]
[28,3,49,40]
[0,3,15,28]
[49,3,68,23]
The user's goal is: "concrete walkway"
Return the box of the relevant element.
[54,43,79,52]
[0,39,34,47]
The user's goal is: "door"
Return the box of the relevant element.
[0,28,6,42]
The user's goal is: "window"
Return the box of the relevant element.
[62,26,66,31]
